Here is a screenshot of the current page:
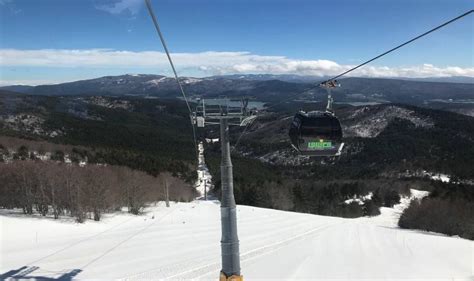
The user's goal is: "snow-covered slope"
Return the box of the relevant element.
[1,195,472,280]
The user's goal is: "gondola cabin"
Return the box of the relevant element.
[289,111,344,157]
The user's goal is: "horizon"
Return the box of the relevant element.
[2,72,474,87]
[1,0,473,85]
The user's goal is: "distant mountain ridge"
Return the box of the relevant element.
[213,74,474,84]
[3,74,472,91]
[1,74,473,107]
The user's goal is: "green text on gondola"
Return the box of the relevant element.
[308,141,332,149]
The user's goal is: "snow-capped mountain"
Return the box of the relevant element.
[1,75,472,109]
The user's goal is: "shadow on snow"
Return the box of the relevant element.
[0,266,82,280]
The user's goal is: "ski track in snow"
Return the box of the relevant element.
[122,221,342,280]
[1,191,473,280]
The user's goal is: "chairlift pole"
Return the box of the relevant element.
[219,117,241,280]
[193,98,253,280]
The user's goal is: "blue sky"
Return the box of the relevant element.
[0,0,473,85]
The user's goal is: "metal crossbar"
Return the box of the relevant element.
[193,98,256,127]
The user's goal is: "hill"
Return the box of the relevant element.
[0,94,197,179]
[232,103,474,179]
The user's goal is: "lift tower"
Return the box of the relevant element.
[193,98,256,281]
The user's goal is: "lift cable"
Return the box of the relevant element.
[144,0,199,160]
[265,9,473,111]
[321,9,474,85]
[232,9,473,150]
[230,122,250,152]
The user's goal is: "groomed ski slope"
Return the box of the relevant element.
[1,192,472,280]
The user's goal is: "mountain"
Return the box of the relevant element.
[407,76,474,84]
[213,74,474,84]
[1,75,472,108]
[333,77,474,103]
[211,74,329,83]
[0,85,34,93]
[0,74,308,100]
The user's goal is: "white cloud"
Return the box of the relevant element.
[0,79,66,86]
[0,0,22,14]
[1,48,473,80]
[95,0,142,15]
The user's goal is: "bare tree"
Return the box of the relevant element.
[0,160,195,222]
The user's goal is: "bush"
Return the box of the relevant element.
[383,190,401,207]
[363,200,381,216]
[51,150,65,162]
[372,187,401,208]
[399,197,474,240]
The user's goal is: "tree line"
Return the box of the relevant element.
[0,160,196,222]
[399,182,474,240]
[0,95,199,181]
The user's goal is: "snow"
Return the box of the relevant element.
[363,189,429,228]
[144,76,202,86]
[145,77,168,85]
[0,114,64,138]
[64,154,72,164]
[181,78,202,84]
[344,192,373,205]
[1,187,472,280]
[195,142,213,200]
[431,174,450,183]
[430,173,451,183]
[86,96,133,111]
[205,138,219,143]
[419,170,451,183]
[344,106,434,138]
[397,170,453,183]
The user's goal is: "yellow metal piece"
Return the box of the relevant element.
[220,272,243,281]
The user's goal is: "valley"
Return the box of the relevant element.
[1,75,473,251]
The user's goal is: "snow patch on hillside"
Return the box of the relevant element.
[344,192,373,205]
[394,169,452,183]
[0,114,63,138]
[430,173,450,183]
[181,77,202,84]
[344,105,434,138]
[145,77,169,85]
[85,96,133,111]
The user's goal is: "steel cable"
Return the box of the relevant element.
[145,0,199,160]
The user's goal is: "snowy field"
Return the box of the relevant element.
[1,192,473,280]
